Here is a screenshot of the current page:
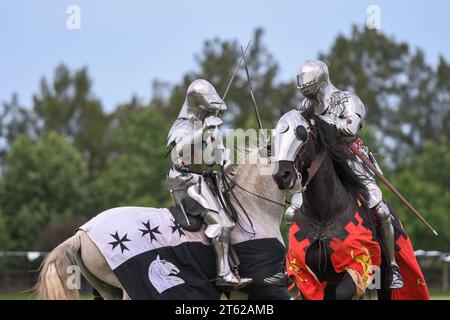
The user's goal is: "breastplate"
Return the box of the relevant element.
[323,91,350,118]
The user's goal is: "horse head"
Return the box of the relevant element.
[272,109,317,190]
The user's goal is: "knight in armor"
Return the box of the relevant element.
[166,79,252,287]
[287,59,403,289]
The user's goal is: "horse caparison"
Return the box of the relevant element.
[276,113,385,300]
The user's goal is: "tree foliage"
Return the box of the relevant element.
[0,132,87,249]
[88,106,172,212]
[384,139,450,250]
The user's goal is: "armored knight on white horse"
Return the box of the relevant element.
[165,79,252,287]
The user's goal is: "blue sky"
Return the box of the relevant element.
[1,0,449,111]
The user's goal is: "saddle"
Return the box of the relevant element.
[168,205,203,232]
[167,172,238,232]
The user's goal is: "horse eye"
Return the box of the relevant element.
[295,125,308,141]
[162,261,166,264]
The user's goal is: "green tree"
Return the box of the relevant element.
[383,139,450,250]
[88,105,172,213]
[0,94,37,162]
[33,65,111,175]
[0,211,10,249]
[0,132,87,249]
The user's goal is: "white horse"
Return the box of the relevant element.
[35,149,288,300]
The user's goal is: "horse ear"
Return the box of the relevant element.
[156,255,161,261]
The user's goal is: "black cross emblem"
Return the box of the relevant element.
[108,231,131,253]
[139,220,161,243]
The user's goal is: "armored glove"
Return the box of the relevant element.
[335,115,360,136]
[203,115,223,130]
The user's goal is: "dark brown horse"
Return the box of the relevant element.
[271,108,386,300]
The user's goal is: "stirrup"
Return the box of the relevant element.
[264,272,291,287]
[390,264,404,289]
[215,273,253,288]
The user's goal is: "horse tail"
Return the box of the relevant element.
[35,232,81,300]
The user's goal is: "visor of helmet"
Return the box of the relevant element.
[297,73,320,99]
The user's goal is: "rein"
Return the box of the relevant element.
[229,179,289,207]
[229,139,327,207]
[221,168,257,238]
[300,151,327,191]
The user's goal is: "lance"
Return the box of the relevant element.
[240,44,264,133]
[215,40,252,118]
[349,143,438,236]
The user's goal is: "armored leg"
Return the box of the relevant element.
[166,167,200,216]
[210,217,234,280]
[347,147,403,289]
[372,201,403,289]
[187,182,252,287]
[203,210,252,287]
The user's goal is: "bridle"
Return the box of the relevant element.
[293,125,326,192]
[294,127,318,172]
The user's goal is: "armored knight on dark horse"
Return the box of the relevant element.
[265,59,432,299]
[291,60,403,289]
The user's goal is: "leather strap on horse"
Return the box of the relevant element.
[302,150,327,190]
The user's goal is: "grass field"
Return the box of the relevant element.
[428,289,450,300]
[0,290,448,300]
[0,293,94,300]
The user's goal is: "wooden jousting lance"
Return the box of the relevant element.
[349,142,438,236]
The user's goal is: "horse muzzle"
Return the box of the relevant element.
[272,161,298,190]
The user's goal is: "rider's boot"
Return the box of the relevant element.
[263,270,291,287]
[373,201,404,289]
[213,235,252,288]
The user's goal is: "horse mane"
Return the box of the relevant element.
[313,116,370,200]
[226,145,260,177]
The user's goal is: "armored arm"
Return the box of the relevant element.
[168,116,231,169]
[335,93,366,136]
[167,119,204,168]
[202,117,232,168]
[336,94,366,136]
